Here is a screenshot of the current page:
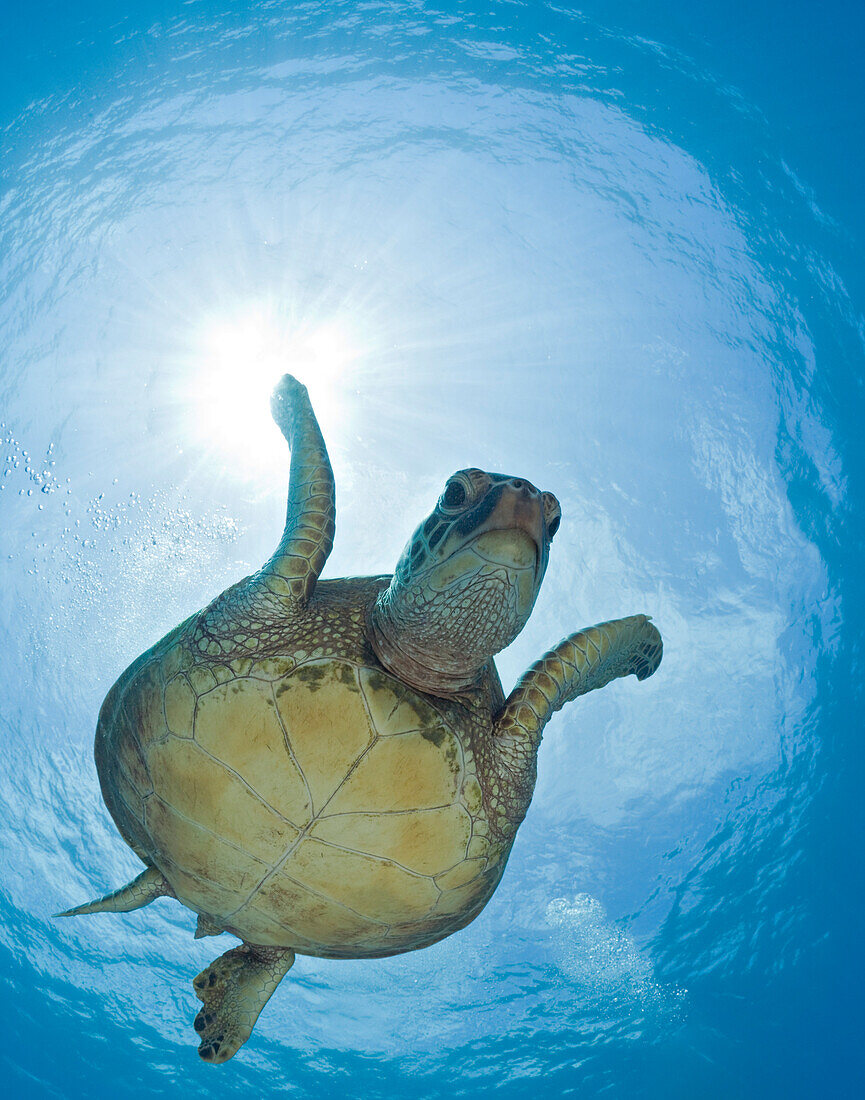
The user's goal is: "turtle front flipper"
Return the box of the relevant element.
[54,865,171,917]
[492,616,662,811]
[258,374,335,605]
[193,942,295,1063]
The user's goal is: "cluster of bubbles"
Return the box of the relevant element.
[3,421,240,556]
[2,423,66,504]
[2,419,244,699]
[546,893,685,1020]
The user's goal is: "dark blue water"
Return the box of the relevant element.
[1,3,863,1097]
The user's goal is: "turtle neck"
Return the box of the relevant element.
[367,589,485,698]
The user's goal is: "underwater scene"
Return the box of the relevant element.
[1,2,863,1097]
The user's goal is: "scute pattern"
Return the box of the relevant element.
[145,795,270,896]
[146,738,298,865]
[245,875,387,950]
[98,576,516,958]
[194,680,310,823]
[322,731,461,815]
[357,666,442,735]
[164,675,196,737]
[310,805,472,876]
[282,839,439,924]
[273,661,374,812]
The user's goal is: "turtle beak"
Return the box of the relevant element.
[472,481,546,572]
[473,528,538,570]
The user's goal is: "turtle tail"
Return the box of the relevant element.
[55,865,172,917]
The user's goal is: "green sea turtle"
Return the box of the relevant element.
[58,374,662,1063]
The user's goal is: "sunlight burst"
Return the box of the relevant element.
[185,306,357,481]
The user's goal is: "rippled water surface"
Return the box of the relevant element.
[1,3,863,1097]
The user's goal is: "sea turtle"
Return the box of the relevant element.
[59,374,662,1063]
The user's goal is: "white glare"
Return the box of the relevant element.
[183,306,357,482]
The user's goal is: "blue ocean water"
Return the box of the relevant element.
[1,2,863,1097]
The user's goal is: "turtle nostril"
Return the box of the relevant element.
[511,478,538,497]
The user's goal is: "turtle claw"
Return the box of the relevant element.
[193,969,218,992]
[196,1024,231,1065]
[193,1009,214,1034]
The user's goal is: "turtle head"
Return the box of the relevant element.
[369,469,561,696]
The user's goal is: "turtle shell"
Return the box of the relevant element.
[95,581,503,959]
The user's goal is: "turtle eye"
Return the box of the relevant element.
[542,491,561,539]
[440,478,468,511]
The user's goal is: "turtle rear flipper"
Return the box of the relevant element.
[193,943,295,1063]
[54,865,171,916]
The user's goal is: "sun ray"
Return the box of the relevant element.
[176,304,360,483]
